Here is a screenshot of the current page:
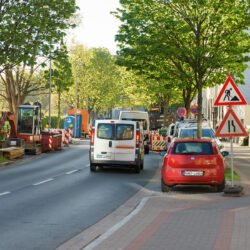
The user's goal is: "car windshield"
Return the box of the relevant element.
[173,142,213,155]
[179,128,215,138]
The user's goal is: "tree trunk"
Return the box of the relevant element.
[197,83,203,138]
[57,92,61,128]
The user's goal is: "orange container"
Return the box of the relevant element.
[67,109,89,134]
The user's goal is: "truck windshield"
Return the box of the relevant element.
[18,108,34,134]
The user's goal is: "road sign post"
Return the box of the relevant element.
[214,74,247,196]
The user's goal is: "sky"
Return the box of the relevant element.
[67,0,121,55]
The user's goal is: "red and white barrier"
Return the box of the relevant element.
[64,129,69,146]
[49,136,53,149]
[151,135,167,151]
[69,127,73,143]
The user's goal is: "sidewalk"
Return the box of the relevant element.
[58,143,250,250]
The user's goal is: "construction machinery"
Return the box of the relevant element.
[16,102,42,154]
[0,102,61,155]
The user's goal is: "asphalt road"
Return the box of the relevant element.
[0,140,161,250]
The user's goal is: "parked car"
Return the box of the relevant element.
[177,127,224,150]
[166,119,211,150]
[161,138,229,192]
[89,119,144,173]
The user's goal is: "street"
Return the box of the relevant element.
[0,140,161,250]
[1,140,250,250]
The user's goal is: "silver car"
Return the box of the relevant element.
[177,127,224,150]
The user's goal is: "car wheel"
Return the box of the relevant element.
[90,163,96,172]
[215,179,225,192]
[144,145,149,154]
[161,178,171,192]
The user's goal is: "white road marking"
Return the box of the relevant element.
[0,191,11,197]
[33,178,54,186]
[66,169,79,175]
[83,197,149,250]
[85,164,90,168]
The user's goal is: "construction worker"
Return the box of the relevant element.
[0,117,11,141]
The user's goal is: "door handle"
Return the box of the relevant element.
[109,141,112,147]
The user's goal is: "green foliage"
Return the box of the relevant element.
[0,1,78,70]
[42,116,64,129]
[115,0,250,118]
[225,168,240,181]
[68,45,124,119]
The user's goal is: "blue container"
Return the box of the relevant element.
[64,115,82,138]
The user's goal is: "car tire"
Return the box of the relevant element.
[90,163,97,172]
[144,145,149,154]
[215,179,225,192]
[161,178,171,192]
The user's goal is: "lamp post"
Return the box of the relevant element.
[74,79,78,138]
[48,51,52,132]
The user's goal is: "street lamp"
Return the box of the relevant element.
[48,50,52,132]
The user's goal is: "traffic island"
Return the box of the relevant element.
[223,184,244,197]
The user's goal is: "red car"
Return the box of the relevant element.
[161,138,229,192]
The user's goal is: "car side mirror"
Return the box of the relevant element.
[221,151,229,157]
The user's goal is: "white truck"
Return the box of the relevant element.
[119,110,150,154]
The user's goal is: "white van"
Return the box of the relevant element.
[89,120,144,173]
[119,110,150,154]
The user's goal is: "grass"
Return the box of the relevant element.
[0,154,8,164]
[225,168,240,181]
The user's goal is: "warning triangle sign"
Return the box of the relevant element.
[215,107,248,137]
[214,74,247,106]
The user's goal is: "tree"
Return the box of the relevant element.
[69,45,122,122]
[0,0,78,71]
[115,0,250,136]
[0,64,47,114]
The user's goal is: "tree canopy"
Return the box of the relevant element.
[114,0,250,135]
[0,0,78,71]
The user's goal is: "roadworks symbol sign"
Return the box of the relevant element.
[215,108,248,137]
[214,74,247,106]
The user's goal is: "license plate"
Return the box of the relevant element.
[96,153,111,159]
[182,171,204,176]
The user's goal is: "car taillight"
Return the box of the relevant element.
[136,131,140,147]
[167,136,171,143]
[90,129,95,145]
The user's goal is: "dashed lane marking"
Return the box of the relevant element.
[33,178,54,186]
[66,169,79,175]
[0,191,11,197]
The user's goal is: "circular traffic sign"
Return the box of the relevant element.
[177,107,187,118]
[190,104,198,114]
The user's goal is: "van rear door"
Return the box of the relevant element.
[94,121,114,161]
[113,121,136,162]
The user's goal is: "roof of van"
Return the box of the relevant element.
[120,110,148,114]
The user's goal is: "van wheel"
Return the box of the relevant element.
[134,163,141,173]
[140,160,144,170]
[90,164,96,172]
[144,145,149,154]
